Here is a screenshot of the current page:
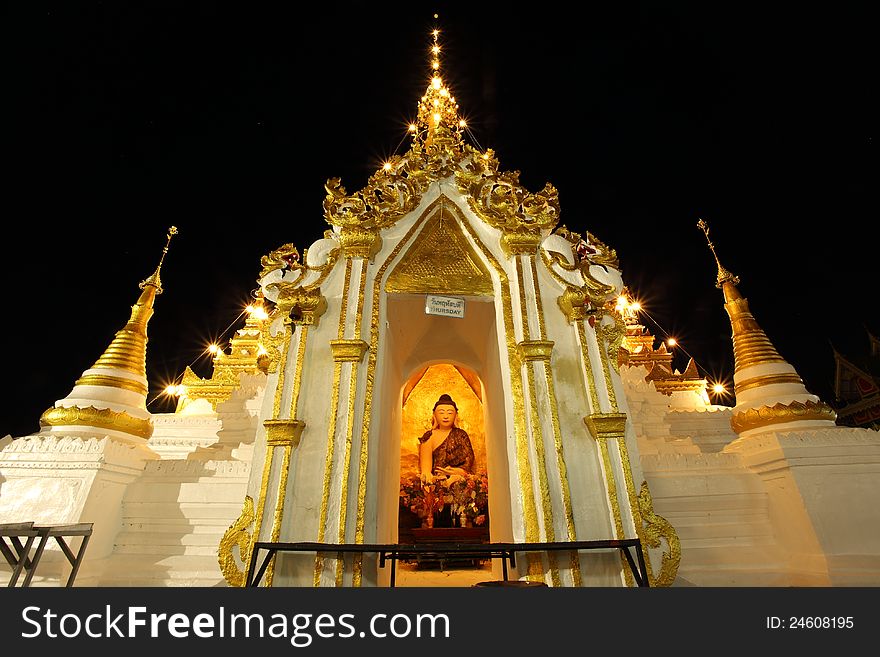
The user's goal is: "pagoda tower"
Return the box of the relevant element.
[698,219,836,437]
[38,227,178,444]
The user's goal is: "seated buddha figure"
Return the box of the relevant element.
[418,393,475,484]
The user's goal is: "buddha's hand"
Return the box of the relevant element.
[437,467,466,483]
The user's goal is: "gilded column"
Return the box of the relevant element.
[315,242,371,587]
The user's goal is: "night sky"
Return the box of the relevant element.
[3,2,874,438]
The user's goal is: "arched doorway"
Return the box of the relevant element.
[396,363,492,586]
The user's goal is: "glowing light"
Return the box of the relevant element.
[251,306,269,320]
[432,60,440,70]
[439,88,448,97]
[164,385,178,395]
[667,338,677,347]
[208,344,219,354]
[459,119,467,127]
[432,77,442,89]
[257,345,268,356]
[433,113,441,123]
[712,383,726,394]
[432,29,439,37]
[432,46,440,54]
[630,302,641,312]
[408,123,417,132]
[383,162,392,171]
[617,295,627,307]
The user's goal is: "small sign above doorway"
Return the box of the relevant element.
[425,295,465,319]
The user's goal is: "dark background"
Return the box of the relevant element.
[2,2,874,437]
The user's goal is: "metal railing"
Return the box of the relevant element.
[245,538,648,587]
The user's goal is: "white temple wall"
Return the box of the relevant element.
[725,427,880,585]
[0,435,156,585]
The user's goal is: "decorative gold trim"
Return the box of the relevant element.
[338,226,383,259]
[267,285,328,327]
[576,321,601,412]
[315,259,353,586]
[385,203,494,296]
[501,231,542,256]
[517,340,554,362]
[263,419,305,447]
[526,360,560,586]
[39,405,152,440]
[532,258,579,585]
[614,430,655,586]
[336,261,369,586]
[271,332,293,418]
[637,481,680,587]
[74,373,148,396]
[583,412,627,440]
[289,326,309,414]
[330,339,370,363]
[265,443,294,586]
[218,496,255,587]
[734,372,804,395]
[731,399,837,433]
[249,445,274,585]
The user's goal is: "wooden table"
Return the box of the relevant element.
[0,522,93,587]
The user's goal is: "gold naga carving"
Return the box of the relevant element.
[323,160,428,258]
[218,495,255,587]
[543,226,620,322]
[637,481,681,587]
[455,149,560,255]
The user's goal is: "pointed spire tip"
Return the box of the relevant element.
[697,218,740,289]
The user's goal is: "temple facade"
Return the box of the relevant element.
[2,30,879,588]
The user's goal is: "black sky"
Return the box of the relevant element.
[2,2,875,438]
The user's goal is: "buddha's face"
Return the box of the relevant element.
[434,404,457,428]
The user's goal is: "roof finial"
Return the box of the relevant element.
[697,218,739,289]
[141,226,179,294]
[415,15,464,145]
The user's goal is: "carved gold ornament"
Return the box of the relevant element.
[637,481,681,587]
[455,153,560,256]
[385,203,494,296]
[39,405,153,440]
[731,399,837,433]
[218,496,255,587]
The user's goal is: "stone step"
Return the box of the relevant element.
[110,543,222,556]
[119,519,235,533]
[120,501,244,520]
[97,555,229,587]
[114,530,227,548]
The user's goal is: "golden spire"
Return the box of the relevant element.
[696,218,783,375]
[89,226,178,376]
[696,219,835,435]
[414,17,465,146]
[38,227,178,442]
